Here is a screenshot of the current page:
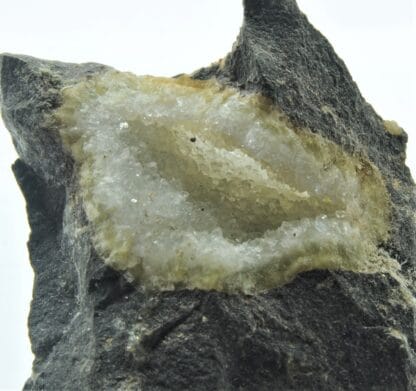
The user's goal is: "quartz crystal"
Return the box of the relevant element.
[57,71,394,292]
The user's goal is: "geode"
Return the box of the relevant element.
[1,0,415,390]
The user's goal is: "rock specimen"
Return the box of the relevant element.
[1,0,415,389]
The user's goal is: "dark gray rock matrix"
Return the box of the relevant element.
[1,0,415,389]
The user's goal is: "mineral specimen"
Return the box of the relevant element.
[1,0,415,389]
[57,72,393,292]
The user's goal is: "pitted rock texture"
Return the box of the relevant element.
[1,0,416,390]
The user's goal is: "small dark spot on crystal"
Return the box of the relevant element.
[201,208,205,211]
[190,137,197,142]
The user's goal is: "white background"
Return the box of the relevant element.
[0,0,414,389]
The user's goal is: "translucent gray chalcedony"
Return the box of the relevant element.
[1,0,415,389]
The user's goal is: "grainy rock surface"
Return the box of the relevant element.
[1,0,416,390]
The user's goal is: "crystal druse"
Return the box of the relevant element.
[57,72,393,292]
[2,0,416,389]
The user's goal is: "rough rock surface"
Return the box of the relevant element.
[1,0,416,390]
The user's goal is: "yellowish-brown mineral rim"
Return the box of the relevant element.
[55,70,397,292]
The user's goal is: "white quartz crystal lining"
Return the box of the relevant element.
[57,72,393,292]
